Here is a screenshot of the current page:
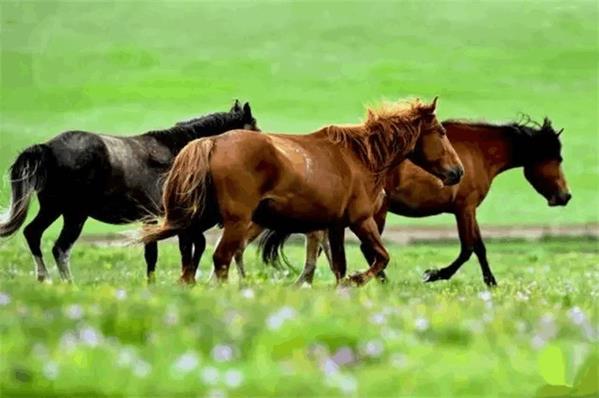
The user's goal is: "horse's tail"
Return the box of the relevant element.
[141,138,215,244]
[0,144,51,237]
[258,229,296,272]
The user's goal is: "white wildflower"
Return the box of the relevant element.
[42,361,59,380]
[79,326,102,347]
[0,292,10,306]
[132,359,151,378]
[65,304,84,320]
[360,339,384,358]
[414,317,430,331]
[115,289,127,301]
[201,366,220,385]
[567,306,586,326]
[223,369,244,388]
[320,357,339,376]
[241,288,255,299]
[211,344,234,362]
[172,351,200,374]
[266,306,297,330]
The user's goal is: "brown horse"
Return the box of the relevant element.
[253,116,570,286]
[141,98,464,286]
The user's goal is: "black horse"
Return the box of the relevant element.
[0,100,259,282]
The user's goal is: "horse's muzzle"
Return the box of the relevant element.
[442,166,464,186]
[548,191,572,207]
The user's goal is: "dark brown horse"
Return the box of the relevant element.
[142,98,464,286]
[0,100,258,282]
[255,116,570,286]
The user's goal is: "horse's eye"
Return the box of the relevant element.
[439,127,447,136]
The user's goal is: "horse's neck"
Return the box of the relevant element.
[477,128,524,179]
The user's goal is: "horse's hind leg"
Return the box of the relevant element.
[23,204,60,282]
[213,219,251,282]
[191,233,206,278]
[327,226,347,284]
[294,231,325,286]
[52,213,87,282]
[233,223,264,279]
[144,242,158,283]
[473,227,497,287]
[144,220,158,283]
[178,231,195,284]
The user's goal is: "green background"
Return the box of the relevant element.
[1,1,597,236]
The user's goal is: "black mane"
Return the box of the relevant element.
[143,110,245,152]
[443,115,563,162]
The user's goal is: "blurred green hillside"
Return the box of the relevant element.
[1,1,597,236]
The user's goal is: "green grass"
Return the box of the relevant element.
[0,238,597,396]
[1,0,598,236]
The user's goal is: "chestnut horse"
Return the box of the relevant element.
[142,98,464,286]
[252,116,570,286]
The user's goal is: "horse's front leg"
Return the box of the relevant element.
[345,217,389,287]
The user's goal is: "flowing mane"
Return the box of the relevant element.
[325,99,428,176]
[443,115,563,161]
[142,111,246,152]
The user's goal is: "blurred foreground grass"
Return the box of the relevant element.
[0,238,597,397]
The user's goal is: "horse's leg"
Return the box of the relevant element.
[213,219,251,282]
[319,230,333,266]
[346,217,389,287]
[178,230,195,284]
[144,242,158,283]
[233,223,264,278]
[293,231,322,286]
[473,223,497,287]
[23,204,60,282]
[423,207,475,283]
[327,226,347,284]
[191,233,207,279]
[144,220,158,283]
[52,213,87,282]
[360,200,388,282]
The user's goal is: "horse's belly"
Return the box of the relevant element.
[387,186,453,217]
[252,196,340,232]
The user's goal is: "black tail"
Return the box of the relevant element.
[258,229,297,272]
[0,144,51,237]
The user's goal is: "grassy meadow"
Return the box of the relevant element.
[0,238,598,397]
[1,1,598,397]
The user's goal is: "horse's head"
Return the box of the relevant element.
[408,97,464,186]
[230,99,260,131]
[522,118,570,206]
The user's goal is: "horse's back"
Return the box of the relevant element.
[209,129,364,227]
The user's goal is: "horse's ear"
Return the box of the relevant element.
[243,102,253,119]
[419,96,438,117]
[230,99,242,112]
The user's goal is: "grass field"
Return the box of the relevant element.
[0,238,597,397]
[1,1,598,236]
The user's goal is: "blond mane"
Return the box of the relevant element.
[326,99,431,181]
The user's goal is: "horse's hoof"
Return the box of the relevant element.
[178,277,196,285]
[341,273,367,287]
[423,269,441,283]
[37,275,52,284]
[484,275,498,287]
